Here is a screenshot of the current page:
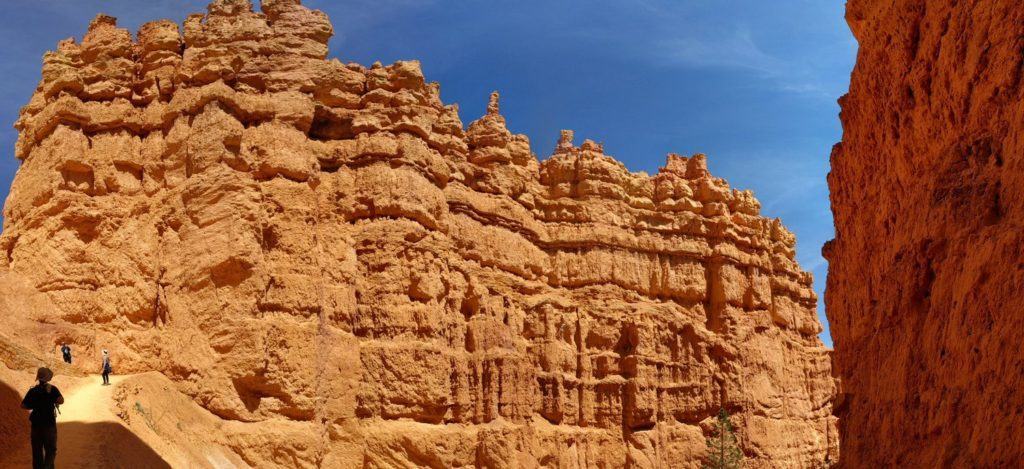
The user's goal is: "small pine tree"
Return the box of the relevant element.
[703,408,744,469]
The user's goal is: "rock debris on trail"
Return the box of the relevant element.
[0,0,836,466]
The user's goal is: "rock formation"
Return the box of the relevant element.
[0,0,835,466]
[827,0,1024,466]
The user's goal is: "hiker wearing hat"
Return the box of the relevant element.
[21,367,64,469]
[101,350,112,385]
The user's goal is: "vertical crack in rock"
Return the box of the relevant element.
[0,0,835,466]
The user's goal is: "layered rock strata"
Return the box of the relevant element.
[827,0,1024,466]
[1,1,835,466]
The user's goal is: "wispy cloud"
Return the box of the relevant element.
[799,255,828,275]
[658,27,782,74]
[654,26,844,99]
[603,0,856,101]
[713,148,829,214]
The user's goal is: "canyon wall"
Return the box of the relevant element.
[0,0,836,466]
[827,0,1024,466]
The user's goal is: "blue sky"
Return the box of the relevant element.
[0,1,855,346]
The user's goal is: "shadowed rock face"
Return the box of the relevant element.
[827,1,1024,466]
[0,0,835,466]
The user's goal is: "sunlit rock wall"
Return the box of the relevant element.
[1,1,835,466]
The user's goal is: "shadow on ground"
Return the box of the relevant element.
[55,421,171,469]
[0,378,170,468]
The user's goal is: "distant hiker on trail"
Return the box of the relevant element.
[101,349,112,385]
[21,367,64,469]
[60,343,71,364]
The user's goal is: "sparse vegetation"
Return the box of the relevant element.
[703,408,744,469]
[134,400,165,433]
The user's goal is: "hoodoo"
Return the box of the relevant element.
[0,0,835,466]
[828,0,1024,466]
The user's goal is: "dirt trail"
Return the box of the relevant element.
[3,374,170,468]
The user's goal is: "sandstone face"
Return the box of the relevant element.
[1,1,835,466]
[827,1,1024,466]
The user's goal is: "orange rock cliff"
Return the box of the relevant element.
[827,0,1024,466]
[0,0,836,466]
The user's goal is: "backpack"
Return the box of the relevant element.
[27,385,60,424]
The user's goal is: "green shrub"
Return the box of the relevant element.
[703,408,743,469]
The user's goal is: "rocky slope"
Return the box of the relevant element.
[827,0,1024,466]
[0,0,835,466]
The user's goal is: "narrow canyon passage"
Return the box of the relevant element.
[1,375,169,468]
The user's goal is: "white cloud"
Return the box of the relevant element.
[654,26,846,99]
[658,27,781,74]
[614,0,857,101]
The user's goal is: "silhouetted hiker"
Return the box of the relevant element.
[21,367,64,469]
[101,349,111,385]
[60,343,71,364]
